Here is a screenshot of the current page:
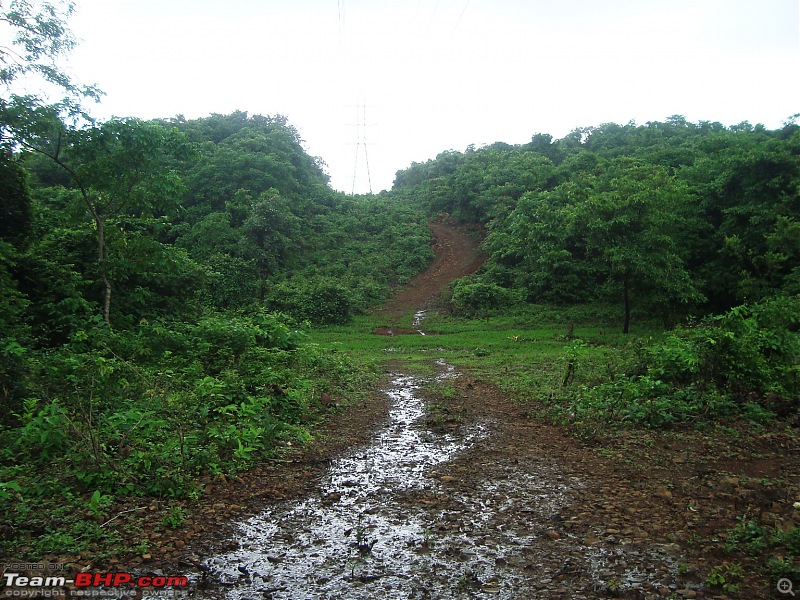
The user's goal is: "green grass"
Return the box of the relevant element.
[313,299,797,432]
[309,305,661,406]
[318,303,798,594]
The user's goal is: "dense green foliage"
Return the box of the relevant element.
[393,118,800,326]
[1,2,797,572]
[0,106,432,555]
[0,6,431,554]
[159,112,433,318]
[391,116,800,430]
[557,296,800,429]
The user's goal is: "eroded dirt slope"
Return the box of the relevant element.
[378,222,486,319]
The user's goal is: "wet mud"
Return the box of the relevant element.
[194,354,686,599]
[199,361,497,598]
[188,230,697,598]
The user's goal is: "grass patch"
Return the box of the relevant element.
[312,299,796,431]
[309,305,659,415]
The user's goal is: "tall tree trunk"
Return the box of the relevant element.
[96,217,112,325]
[622,272,631,334]
[259,270,268,303]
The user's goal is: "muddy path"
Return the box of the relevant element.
[184,224,688,599]
[377,222,487,321]
[193,360,687,599]
[98,223,796,599]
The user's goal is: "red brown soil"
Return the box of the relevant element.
[24,223,799,600]
[423,375,800,599]
[377,221,487,320]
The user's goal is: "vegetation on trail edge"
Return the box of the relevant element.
[0,3,797,591]
[313,301,799,597]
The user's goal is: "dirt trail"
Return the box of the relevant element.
[45,222,795,599]
[378,222,486,319]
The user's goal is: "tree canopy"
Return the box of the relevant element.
[392,116,800,329]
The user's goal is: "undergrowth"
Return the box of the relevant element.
[0,309,375,559]
[4,294,796,562]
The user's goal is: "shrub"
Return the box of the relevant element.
[451,278,522,315]
[649,295,800,412]
[268,278,354,324]
[556,296,799,428]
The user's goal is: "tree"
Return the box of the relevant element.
[0,149,31,244]
[485,182,599,303]
[1,0,101,145]
[572,160,704,332]
[243,188,299,301]
[686,131,800,306]
[175,112,330,213]
[7,110,191,324]
[1,0,94,94]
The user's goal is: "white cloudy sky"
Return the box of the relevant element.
[58,0,800,193]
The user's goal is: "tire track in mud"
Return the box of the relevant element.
[190,223,692,599]
[200,362,498,598]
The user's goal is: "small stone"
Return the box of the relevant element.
[654,486,673,499]
[545,530,561,540]
[583,536,601,546]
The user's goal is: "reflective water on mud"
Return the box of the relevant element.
[412,310,427,335]
[198,359,681,598]
[201,364,499,598]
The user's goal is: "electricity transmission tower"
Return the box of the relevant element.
[348,101,375,195]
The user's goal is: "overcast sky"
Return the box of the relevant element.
[60,0,800,193]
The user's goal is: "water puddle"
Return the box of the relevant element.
[199,363,495,599]
[195,310,682,598]
[413,310,427,335]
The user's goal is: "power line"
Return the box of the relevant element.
[453,0,472,33]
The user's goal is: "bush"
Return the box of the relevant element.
[0,306,369,557]
[268,278,354,324]
[556,296,799,428]
[203,253,260,308]
[647,295,799,411]
[451,277,522,315]
[570,376,739,428]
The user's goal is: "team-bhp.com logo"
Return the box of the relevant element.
[3,571,188,596]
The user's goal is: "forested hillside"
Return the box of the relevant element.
[1,1,435,550]
[1,4,798,591]
[393,118,800,327]
[0,102,435,553]
[390,116,800,440]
